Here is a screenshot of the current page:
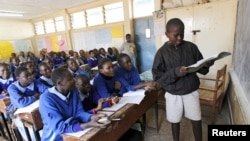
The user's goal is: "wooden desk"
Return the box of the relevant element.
[0,97,14,141]
[62,89,160,141]
[16,101,43,141]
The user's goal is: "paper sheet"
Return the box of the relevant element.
[64,128,92,138]
[97,111,114,117]
[14,100,39,115]
[122,89,145,97]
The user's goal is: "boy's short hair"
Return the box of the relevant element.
[0,63,9,68]
[117,53,129,64]
[126,34,131,38]
[39,62,48,68]
[98,58,111,70]
[15,66,28,77]
[75,74,89,83]
[51,68,69,85]
[166,18,185,32]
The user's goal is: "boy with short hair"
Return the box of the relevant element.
[7,66,48,141]
[152,18,214,141]
[39,68,107,141]
[75,75,116,114]
[67,58,91,79]
[115,53,156,92]
[38,62,53,87]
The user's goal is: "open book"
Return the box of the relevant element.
[187,51,231,73]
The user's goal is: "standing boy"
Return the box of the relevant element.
[39,68,108,141]
[152,18,213,141]
[120,34,138,70]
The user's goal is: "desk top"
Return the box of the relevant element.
[0,97,10,113]
[62,89,160,141]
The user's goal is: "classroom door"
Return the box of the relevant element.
[134,17,156,73]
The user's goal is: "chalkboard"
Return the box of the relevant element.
[232,1,250,94]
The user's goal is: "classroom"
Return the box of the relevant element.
[0,0,249,141]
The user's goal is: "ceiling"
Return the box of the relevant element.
[0,0,96,20]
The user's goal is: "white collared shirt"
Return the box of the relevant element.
[13,81,35,93]
[48,87,71,103]
[40,76,53,86]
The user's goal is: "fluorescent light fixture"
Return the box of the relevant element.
[0,10,24,17]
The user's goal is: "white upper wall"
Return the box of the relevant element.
[0,19,34,40]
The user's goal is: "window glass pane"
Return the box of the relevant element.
[71,11,86,29]
[44,19,55,33]
[105,2,124,23]
[133,0,155,18]
[86,7,103,26]
[34,21,44,35]
[55,16,65,31]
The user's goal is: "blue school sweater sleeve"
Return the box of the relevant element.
[93,74,113,98]
[7,83,36,108]
[39,89,92,141]
[35,79,49,93]
[115,66,141,92]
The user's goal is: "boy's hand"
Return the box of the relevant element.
[110,96,120,105]
[176,66,187,77]
[33,93,40,100]
[114,81,121,90]
[96,98,106,111]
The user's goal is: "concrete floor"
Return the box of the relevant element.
[143,99,230,141]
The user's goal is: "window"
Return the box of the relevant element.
[104,2,124,23]
[44,19,55,33]
[86,7,103,26]
[34,21,45,35]
[133,0,155,18]
[55,16,65,31]
[71,11,86,29]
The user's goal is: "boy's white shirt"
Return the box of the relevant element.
[13,81,35,93]
[40,76,53,86]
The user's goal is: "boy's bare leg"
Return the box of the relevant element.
[171,123,180,141]
[191,120,202,141]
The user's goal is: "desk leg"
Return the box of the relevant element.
[155,101,159,133]
[141,113,146,134]
[0,112,13,141]
[22,122,31,141]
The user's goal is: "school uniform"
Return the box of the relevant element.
[79,86,111,114]
[97,54,106,62]
[0,75,15,98]
[87,57,98,68]
[80,56,88,64]
[39,87,92,141]
[68,68,91,79]
[107,54,117,62]
[53,57,64,68]
[37,76,54,87]
[115,65,141,92]
[10,65,19,77]
[93,73,125,98]
[7,80,48,141]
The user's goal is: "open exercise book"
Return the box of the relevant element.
[102,89,146,112]
[187,51,231,73]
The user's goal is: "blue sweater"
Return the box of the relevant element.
[87,58,98,68]
[107,54,117,62]
[37,76,54,88]
[80,86,110,113]
[93,73,125,98]
[0,75,16,98]
[115,65,142,92]
[68,68,91,79]
[39,87,92,141]
[7,80,48,112]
